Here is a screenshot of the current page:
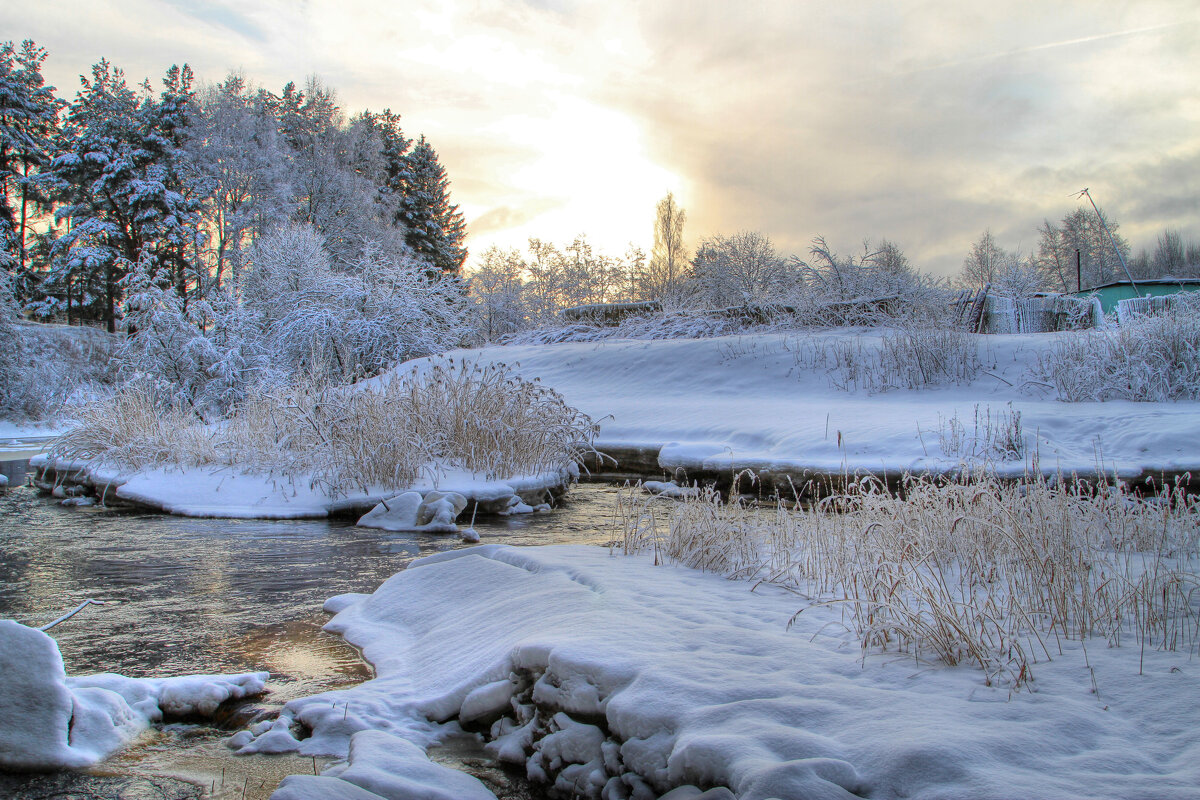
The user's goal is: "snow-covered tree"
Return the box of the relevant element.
[1037,207,1129,291]
[182,74,287,296]
[0,39,63,299]
[398,135,466,273]
[644,192,689,303]
[690,230,792,307]
[263,78,410,269]
[42,61,199,331]
[243,223,471,381]
[470,246,530,341]
[959,229,1013,290]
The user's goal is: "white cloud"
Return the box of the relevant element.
[3,0,1198,275]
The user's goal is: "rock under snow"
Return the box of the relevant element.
[415,491,468,530]
[0,620,268,770]
[356,490,470,533]
[243,544,1200,800]
[356,491,425,531]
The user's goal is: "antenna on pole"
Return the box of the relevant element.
[1074,188,1140,294]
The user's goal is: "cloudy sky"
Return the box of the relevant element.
[4,0,1198,276]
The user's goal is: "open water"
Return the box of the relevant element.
[0,457,622,799]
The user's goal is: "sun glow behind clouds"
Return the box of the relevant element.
[465,97,685,258]
[5,0,1198,276]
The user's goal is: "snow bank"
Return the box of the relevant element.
[245,545,1200,800]
[431,333,1200,482]
[29,456,572,521]
[0,620,267,770]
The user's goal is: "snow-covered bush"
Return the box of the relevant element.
[688,231,795,308]
[243,226,473,382]
[51,359,598,496]
[790,237,951,326]
[0,312,121,422]
[1037,295,1200,401]
[115,225,476,421]
[0,271,20,413]
[121,266,275,420]
[619,475,1200,687]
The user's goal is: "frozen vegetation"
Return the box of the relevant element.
[4,38,1200,800]
[234,496,1200,799]
[35,358,597,521]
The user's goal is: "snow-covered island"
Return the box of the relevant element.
[35,328,1200,522]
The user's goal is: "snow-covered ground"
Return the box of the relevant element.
[31,330,1200,518]
[436,331,1200,481]
[241,544,1200,800]
[10,330,1200,797]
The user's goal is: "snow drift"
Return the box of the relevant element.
[0,620,267,770]
[241,545,1200,800]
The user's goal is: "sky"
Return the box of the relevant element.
[4,0,1199,277]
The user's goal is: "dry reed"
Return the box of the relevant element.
[616,475,1200,687]
[50,359,598,496]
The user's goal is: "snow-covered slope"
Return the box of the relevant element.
[437,332,1200,480]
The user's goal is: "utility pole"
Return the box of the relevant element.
[1075,188,1139,294]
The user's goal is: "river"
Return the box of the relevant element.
[0,457,622,800]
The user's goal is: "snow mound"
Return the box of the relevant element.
[0,620,268,770]
[273,731,495,800]
[247,545,1200,799]
[356,490,468,533]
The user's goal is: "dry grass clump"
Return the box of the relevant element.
[938,403,1024,461]
[1038,296,1200,402]
[51,359,598,496]
[617,475,1200,687]
[788,324,981,393]
[51,384,217,469]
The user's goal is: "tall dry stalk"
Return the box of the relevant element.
[617,475,1200,687]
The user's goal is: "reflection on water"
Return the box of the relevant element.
[0,468,622,799]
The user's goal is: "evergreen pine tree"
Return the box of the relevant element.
[0,39,64,299]
[43,60,199,330]
[399,135,466,273]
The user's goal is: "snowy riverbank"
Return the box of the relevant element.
[29,455,573,521]
[239,544,1200,799]
[428,331,1200,487]
[30,330,1200,519]
[0,620,267,771]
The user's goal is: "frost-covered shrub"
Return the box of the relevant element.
[790,237,952,327]
[1037,295,1200,401]
[116,226,477,421]
[0,271,20,413]
[505,308,775,345]
[789,323,981,393]
[688,231,795,308]
[121,267,275,420]
[51,359,598,496]
[0,313,121,422]
[243,226,474,381]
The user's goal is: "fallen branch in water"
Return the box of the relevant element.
[38,599,112,631]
